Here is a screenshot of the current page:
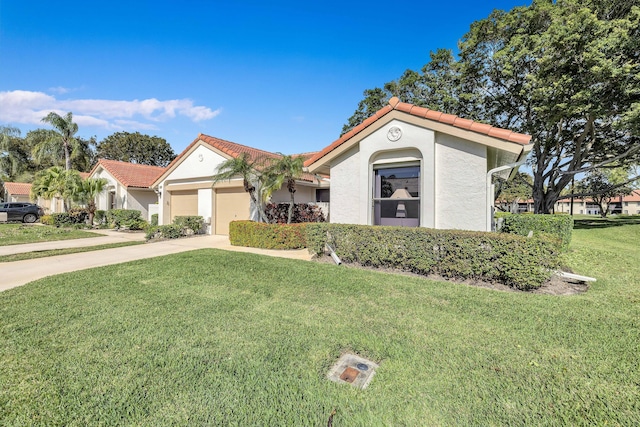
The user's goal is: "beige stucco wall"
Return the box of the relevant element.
[270,184,316,204]
[434,133,487,231]
[127,188,159,220]
[157,144,229,228]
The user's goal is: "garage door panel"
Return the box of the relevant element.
[170,190,198,222]
[215,188,249,235]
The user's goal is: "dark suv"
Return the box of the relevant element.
[0,202,44,223]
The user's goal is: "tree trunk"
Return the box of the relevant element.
[64,141,71,171]
[287,191,295,224]
[249,190,268,223]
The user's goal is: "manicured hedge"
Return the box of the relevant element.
[500,214,573,250]
[306,223,561,290]
[229,220,308,249]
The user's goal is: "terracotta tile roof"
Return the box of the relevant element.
[3,182,32,196]
[305,97,532,167]
[79,172,90,179]
[158,134,320,185]
[90,159,165,188]
[623,190,640,202]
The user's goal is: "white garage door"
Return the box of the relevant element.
[215,188,250,235]
[170,190,198,222]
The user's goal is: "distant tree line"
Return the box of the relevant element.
[1,112,176,183]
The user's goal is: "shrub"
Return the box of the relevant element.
[145,224,183,240]
[500,214,573,250]
[229,220,308,249]
[95,210,107,224]
[150,213,158,226]
[50,208,89,227]
[173,216,204,234]
[106,209,147,230]
[306,223,560,291]
[264,203,325,224]
[40,215,54,226]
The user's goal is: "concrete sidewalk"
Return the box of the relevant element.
[0,233,313,292]
[0,229,146,256]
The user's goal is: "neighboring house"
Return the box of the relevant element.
[88,159,165,221]
[1,182,32,203]
[151,134,328,235]
[553,190,640,215]
[305,97,533,232]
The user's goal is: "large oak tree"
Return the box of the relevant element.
[96,132,176,167]
[343,0,640,213]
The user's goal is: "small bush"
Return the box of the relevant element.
[173,216,204,234]
[107,209,147,230]
[306,223,560,290]
[145,224,184,240]
[500,214,573,250]
[40,215,54,226]
[95,210,107,224]
[150,213,158,226]
[264,203,325,224]
[50,208,89,227]
[229,220,308,249]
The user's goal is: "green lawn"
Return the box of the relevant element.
[0,224,102,246]
[1,219,638,425]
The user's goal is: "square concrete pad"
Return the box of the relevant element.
[328,353,379,389]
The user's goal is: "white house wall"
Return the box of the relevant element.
[330,145,361,224]
[434,133,487,231]
[360,120,435,227]
[327,118,494,231]
[92,168,120,211]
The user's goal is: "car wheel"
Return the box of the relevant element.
[23,213,37,223]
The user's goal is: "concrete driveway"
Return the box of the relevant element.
[0,231,312,292]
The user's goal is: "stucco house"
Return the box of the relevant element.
[305,97,533,232]
[88,159,165,221]
[1,182,32,203]
[544,190,640,215]
[151,134,328,235]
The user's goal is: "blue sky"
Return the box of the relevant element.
[0,0,529,155]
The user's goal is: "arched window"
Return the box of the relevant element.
[373,164,420,227]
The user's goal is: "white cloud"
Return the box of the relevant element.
[0,90,221,131]
[48,86,71,94]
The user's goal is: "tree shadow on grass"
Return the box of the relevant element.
[573,216,640,230]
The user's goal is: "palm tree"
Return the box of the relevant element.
[36,112,79,171]
[211,153,268,222]
[31,166,82,212]
[0,126,27,180]
[261,154,305,224]
[76,178,108,225]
